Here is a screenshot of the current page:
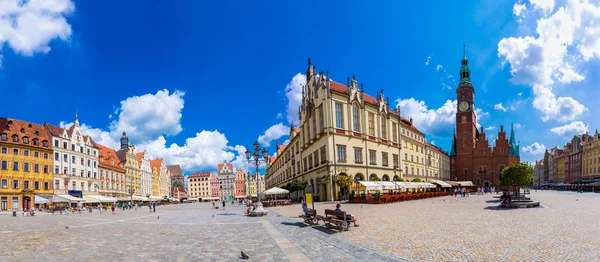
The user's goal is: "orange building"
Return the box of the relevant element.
[234,169,246,199]
[96,143,126,197]
[0,118,53,211]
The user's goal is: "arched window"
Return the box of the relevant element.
[352,104,360,132]
[12,135,18,142]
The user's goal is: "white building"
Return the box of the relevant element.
[44,113,99,197]
[137,151,152,197]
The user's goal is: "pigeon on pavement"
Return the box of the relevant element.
[240,251,249,260]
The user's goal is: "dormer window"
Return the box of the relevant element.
[12,135,18,142]
[0,134,6,141]
[20,128,25,133]
[42,140,48,147]
[23,137,29,144]
[32,138,39,146]
[34,131,39,136]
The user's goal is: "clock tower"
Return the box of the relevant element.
[454,44,477,181]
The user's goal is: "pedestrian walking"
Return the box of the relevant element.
[99,204,103,214]
[454,188,457,197]
[222,200,225,209]
[111,203,115,214]
[152,201,156,212]
[148,202,152,212]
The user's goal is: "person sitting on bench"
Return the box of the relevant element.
[335,203,359,227]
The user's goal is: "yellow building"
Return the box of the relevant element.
[425,142,450,182]
[247,173,264,198]
[266,60,407,201]
[401,119,426,182]
[187,172,211,199]
[150,159,160,197]
[556,149,566,183]
[1,118,53,211]
[116,132,141,196]
[582,130,600,180]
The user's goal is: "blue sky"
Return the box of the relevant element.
[1,0,599,173]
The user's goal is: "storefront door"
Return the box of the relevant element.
[0,197,7,210]
[23,196,31,210]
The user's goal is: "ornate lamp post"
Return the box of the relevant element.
[245,141,269,215]
[128,177,135,207]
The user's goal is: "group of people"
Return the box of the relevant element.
[452,187,469,197]
[500,192,512,207]
[300,197,359,227]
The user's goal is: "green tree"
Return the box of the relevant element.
[336,176,353,188]
[411,178,422,182]
[499,162,534,197]
[369,176,381,181]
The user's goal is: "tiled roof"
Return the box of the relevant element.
[167,165,183,178]
[0,117,52,149]
[116,148,128,163]
[329,81,379,105]
[136,152,144,168]
[278,144,287,152]
[294,127,300,133]
[188,172,211,178]
[44,123,64,137]
[96,143,124,170]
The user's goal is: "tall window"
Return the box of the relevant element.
[369,150,377,165]
[382,152,389,166]
[314,151,319,167]
[368,112,375,136]
[312,113,317,138]
[320,146,326,163]
[335,103,343,128]
[319,106,325,133]
[354,148,363,164]
[392,123,398,142]
[352,105,360,132]
[393,154,399,167]
[381,115,387,139]
[337,145,347,162]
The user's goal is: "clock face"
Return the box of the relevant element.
[459,101,469,112]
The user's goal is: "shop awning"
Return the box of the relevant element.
[357,181,383,191]
[430,180,452,188]
[263,187,290,195]
[448,181,474,187]
[149,196,163,201]
[83,195,100,203]
[35,195,50,204]
[87,195,118,203]
[56,194,86,203]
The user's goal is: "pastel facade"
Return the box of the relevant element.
[187,172,211,199]
[234,169,246,198]
[0,118,53,211]
[266,59,425,201]
[45,114,99,197]
[210,173,219,199]
[217,161,234,202]
[582,131,600,180]
[150,160,160,196]
[247,173,264,197]
[137,151,152,197]
[116,132,141,196]
[97,143,126,197]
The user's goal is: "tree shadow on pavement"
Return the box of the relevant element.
[280,221,338,235]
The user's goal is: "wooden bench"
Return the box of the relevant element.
[298,209,317,224]
[316,209,351,231]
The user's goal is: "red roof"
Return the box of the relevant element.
[329,81,379,105]
[188,172,211,178]
[1,118,52,150]
[96,143,124,170]
[136,152,144,168]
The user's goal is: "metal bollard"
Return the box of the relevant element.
[12,211,16,217]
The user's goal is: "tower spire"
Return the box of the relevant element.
[75,111,80,126]
[459,44,471,84]
[449,127,457,156]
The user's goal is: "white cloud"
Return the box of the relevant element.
[498,0,599,122]
[493,102,515,112]
[396,98,456,137]
[257,123,289,147]
[0,0,74,58]
[59,89,250,173]
[137,131,247,172]
[442,83,452,90]
[276,113,283,119]
[514,123,524,128]
[436,64,443,71]
[494,103,508,112]
[425,54,432,66]
[485,126,496,131]
[517,92,523,96]
[550,121,589,137]
[109,89,185,144]
[530,0,555,13]
[514,3,527,17]
[522,142,547,156]
[284,73,306,125]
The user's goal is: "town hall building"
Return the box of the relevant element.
[449,45,520,188]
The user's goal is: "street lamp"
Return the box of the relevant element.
[128,177,135,207]
[245,141,269,215]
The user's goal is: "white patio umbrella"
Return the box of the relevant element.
[262,187,290,195]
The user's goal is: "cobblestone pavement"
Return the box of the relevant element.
[0,202,398,261]
[273,191,600,262]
